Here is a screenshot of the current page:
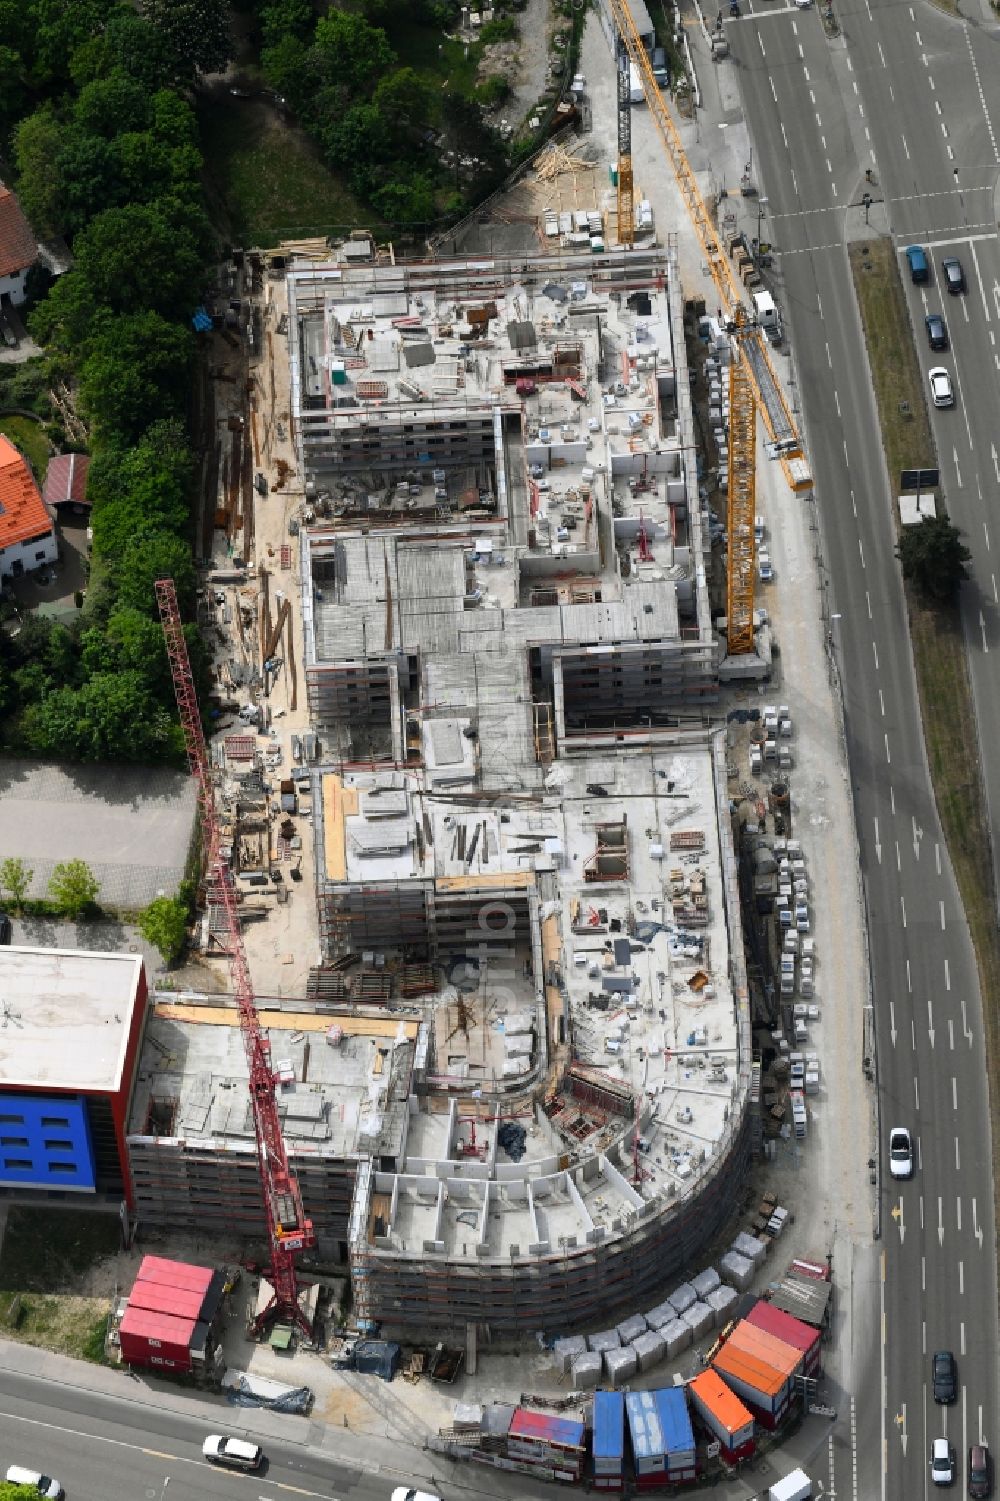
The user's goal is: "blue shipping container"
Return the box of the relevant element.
[655,1387,696,1467]
[625,1390,665,1465]
[593,1391,625,1462]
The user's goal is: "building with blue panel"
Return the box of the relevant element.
[655,1386,697,1480]
[593,1390,625,1491]
[0,1092,96,1190]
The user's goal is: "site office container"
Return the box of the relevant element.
[789,1254,830,1280]
[593,1390,625,1492]
[625,1390,667,1487]
[688,1369,755,1461]
[712,1344,790,1428]
[655,1387,697,1482]
[747,1300,821,1375]
[118,1306,196,1372]
[727,1320,804,1382]
[508,1409,585,1478]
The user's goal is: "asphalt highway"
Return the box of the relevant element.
[728,3,1000,1499]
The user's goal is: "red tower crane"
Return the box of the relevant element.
[155,578,314,1338]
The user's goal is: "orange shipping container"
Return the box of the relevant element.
[713,1342,788,1414]
[689,1369,755,1454]
[728,1319,803,1379]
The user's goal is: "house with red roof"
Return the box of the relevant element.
[0,435,58,579]
[0,186,37,308]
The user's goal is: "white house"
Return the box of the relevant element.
[0,186,38,308]
[0,435,58,579]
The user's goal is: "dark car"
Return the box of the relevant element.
[969,1444,992,1499]
[906,244,929,283]
[932,1349,957,1403]
[925,313,949,351]
[0,912,10,945]
[942,256,966,294]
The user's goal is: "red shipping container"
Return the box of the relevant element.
[747,1300,821,1374]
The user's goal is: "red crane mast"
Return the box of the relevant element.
[155,578,314,1337]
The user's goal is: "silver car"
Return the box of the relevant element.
[929,367,954,408]
[889,1126,913,1179]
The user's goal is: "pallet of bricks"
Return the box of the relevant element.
[504,1408,586,1484]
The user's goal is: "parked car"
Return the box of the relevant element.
[4,1468,63,1499]
[202,1436,263,1471]
[0,910,11,945]
[758,551,773,582]
[391,1491,442,1501]
[969,1444,992,1499]
[932,1349,957,1403]
[906,244,929,283]
[925,313,949,351]
[942,256,966,293]
[929,367,954,408]
[888,1126,913,1179]
[931,1437,956,1486]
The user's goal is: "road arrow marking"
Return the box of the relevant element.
[928,999,935,1048]
[874,816,881,863]
[896,1402,908,1456]
[891,1199,905,1242]
[993,442,1000,483]
[973,1198,983,1248]
[889,1001,897,1046]
[938,1196,945,1245]
[962,999,973,1044]
[954,448,962,486]
[912,816,922,858]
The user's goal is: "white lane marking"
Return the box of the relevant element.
[935,842,941,874]
[895,840,901,870]
[885,732,891,764]
[826,341,833,367]
[906,958,912,993]
[959,1259,964,1294]
[971,241,990,322]
[961,1322,966,1355]
[981,612,989,653]
[902,135,910,160]
[928,999,935,1046]
[955,1135,960,1169]
[938,1195,944,1243]
[781,119,788,144]
[834,387,841,414]
[900,894,906,926]
[914,1075,920,1111]
[950,1019,955,1050]
[878,39,886,66]
[873,640,879,669]
[866,590,872,618]
[940,899,947,929]
[928,75,935,90]
[966,30,1000,163]
[879,689,885,717]
[953,1076,958,1110]
[945,957,951,990]
[860,536,866,567]
[771,77,779,103]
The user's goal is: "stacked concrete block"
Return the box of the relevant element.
[707,1284,739,1322]
[553,1334,588,1373]
[616,1313,649,1344]
[668,1281,697,1315]
[645,1300,676,1331]
[733,1231,767,1266]
[692,1266,722,1300]
[571,1351,602,1389]
[632,1328,666,1372]
[588,1328,622,1354]
[604,1345,639,1387]
[680,1300,714,1338]
[718,1250,753,1290]
[662,1318,692,1357]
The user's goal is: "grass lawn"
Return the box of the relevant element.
[851,237,1000,1235]
[199,96,375,247]
[0,414,50,483]
[0,1206,119,1361]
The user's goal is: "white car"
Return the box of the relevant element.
[929,367,954,408]
[758,551,773,582]
[202,1435,263,1470]
[889,1126,913,1180]
[5,1467,63,1499]
[931,1437,956,1486]
[391,1490,443,1501]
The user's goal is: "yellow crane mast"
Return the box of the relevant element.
[607,0,811,654]
[616,41,635,248]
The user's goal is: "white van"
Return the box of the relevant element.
[5,1467,63,1499]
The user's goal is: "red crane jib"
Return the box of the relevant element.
[155,579,314,1336]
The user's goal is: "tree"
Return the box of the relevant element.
[74,71,152,136]
[79,311,193,441]
[115,531,196,618]
[74,202,205,320]
[140,0,231,76]
[0,46,29,140]
[259,0,316,48]
[49,859,100,919]
[0,856,33,912]
[371,67,434,135]
[896,514,971,603]
[13,107,65,236]
[370,173,437,226]
[69,8,177,91]
[310,11,395,96]
[28,0,111,89]
[138,893,188,965]
[22,671,177,761]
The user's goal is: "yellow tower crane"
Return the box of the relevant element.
[616,41,635,248]
[607,0,811,657]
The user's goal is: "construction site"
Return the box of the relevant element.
[106,0,875,1382]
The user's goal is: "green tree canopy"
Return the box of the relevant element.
[23,672,176,762]
[0,856,34,911]
[74,71,152,136]
[115,531,197,618]
[372,67,434,135]
[48,858,101,918]
[139,893,189,965]
[79,311,193,441]
[13,107,65,236]
[140,0,231,76]
[74,202,205,319]
[896,514,971,603]
[310,11,395,96]
[69,6,178,91]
